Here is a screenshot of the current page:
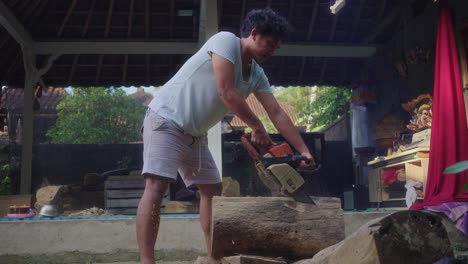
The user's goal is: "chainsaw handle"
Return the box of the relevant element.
[241,133,260,159]
[297,164,322,176]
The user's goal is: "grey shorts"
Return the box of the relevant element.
[142,109,221,187]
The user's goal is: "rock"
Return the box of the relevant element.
[34,185,68,212]
[221,177,240,197]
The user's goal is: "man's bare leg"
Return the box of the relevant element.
[136,175,170,264]
[197,183,223,258]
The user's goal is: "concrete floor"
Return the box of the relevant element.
[96,261,193,264]
[0,211,396,263]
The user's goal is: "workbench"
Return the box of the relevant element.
[367,147,429,207]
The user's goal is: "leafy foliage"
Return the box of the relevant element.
[273,86,313,115]
[0,163,20,195]
[443,161,468,174]
[244,116,279,134]
[274,86,351,132]
[46,87,146,144]
[302,86,351,131]
[443,161,468,194]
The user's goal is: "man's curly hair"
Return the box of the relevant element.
[240,8,289,40]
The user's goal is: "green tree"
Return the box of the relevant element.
[47,87,146,144]
[244,116,279,134]
[300,86,352,131]
[273,86,313,115]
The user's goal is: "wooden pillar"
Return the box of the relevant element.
[200,0,223,174]
[20,47,37,194]
[19,50,59,194]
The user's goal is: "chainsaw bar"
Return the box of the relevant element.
[290,189,315,204]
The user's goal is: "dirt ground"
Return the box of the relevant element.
[0,250,200,264]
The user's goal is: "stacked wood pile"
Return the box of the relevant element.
[197,196,464,264]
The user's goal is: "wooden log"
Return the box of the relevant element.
[211,196,345,260]
[293,210,454,264]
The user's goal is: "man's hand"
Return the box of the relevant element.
[251,127,273,148]
[298,152,316,170]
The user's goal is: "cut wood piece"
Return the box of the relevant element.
[222,255,288,264]
[211,196,345,260]
[293,210,454,264]
[164,201,199,213]
[193,255,287,264]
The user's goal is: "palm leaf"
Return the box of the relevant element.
[443,161,468,174]
[462,182,468,195]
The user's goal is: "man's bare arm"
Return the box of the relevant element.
[255,92,316,167]
[212,54,272,146]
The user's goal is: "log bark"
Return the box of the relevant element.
[293,210,454,264]
[211,196,345,260]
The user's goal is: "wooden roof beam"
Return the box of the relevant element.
[277,44,375,57]
[67,55,79,84]
[319,58,328,84]
[341,0,366,85]
[104,0,114,37]
[145,0,149,38]
[361,0,404,44]
[128,0,134,37]
[0,0,34,47]
[282,0,295,82]
[307,0,320,41]
[124,0,135,84]
[299,0,320,83]
[321,1,341,85]
[56,0,77,37]
[169,0,175,39]
[240,0,246,24]
[36,41,199,55]
[350,0,366,42]
[329,11,339,41]
[34,41,376,57]
[82,0,96,37]
[0,49,21,83]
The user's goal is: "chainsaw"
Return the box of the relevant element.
[241,133,320,204]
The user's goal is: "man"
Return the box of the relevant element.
[136,8,316,264]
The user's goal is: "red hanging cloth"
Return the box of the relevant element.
[410,0,468,210]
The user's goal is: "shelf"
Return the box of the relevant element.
[367,155,428,206]
[367,147,429,167]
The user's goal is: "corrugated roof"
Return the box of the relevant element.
[0,87,66,115]
[129,87,154,106]
[230,94,299,129]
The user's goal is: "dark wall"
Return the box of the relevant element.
[370,0,468,123]
[32,144,143,192]
[319,114,354,197]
